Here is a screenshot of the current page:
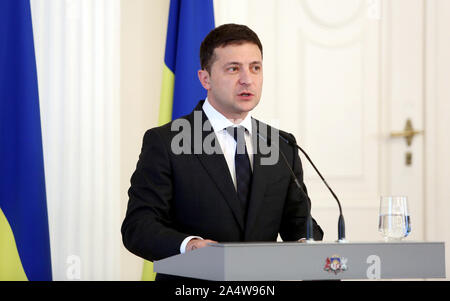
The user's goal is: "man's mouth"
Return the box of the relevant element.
[238,92,253,97]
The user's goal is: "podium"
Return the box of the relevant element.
[154,241,446,280]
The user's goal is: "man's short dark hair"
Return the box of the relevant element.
[200,23,263,73]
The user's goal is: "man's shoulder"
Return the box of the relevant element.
[142,110,197,142]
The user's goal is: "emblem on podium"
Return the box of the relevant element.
[324,255,348,275]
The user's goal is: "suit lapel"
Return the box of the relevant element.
[196,153,245,230]
[186,102,245,231]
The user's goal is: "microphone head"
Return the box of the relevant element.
[278,131,296,146]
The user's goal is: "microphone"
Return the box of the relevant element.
[277,132,346,243]
[256,132,315,242]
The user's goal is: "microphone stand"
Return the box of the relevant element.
[278,133,347,243]
[257,132,316,242]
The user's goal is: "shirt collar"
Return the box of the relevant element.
[202,98,253,135]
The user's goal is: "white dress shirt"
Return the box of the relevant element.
[180,98,254,253]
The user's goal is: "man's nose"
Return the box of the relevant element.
[238,68,252,85]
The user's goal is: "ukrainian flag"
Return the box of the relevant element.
[0,0,52,281]
[142,0,215,281]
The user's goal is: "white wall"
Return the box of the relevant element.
[119,0,169,280]
[425,0,450,279]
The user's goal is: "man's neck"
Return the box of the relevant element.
[206,99,249,124]
[203,98,253,135]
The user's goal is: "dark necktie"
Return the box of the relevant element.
[226,126,252,212]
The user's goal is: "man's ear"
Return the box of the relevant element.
[198,69,211,90]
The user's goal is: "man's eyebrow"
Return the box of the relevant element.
[224,61,241,66]
[224,61,262,66]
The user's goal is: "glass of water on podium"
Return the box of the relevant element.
[378,196,411,241]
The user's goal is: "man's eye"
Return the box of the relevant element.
[228,66,238,72]
[252,65,261,72]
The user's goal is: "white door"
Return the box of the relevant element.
[215,0,426,243]
[379,0,425,243]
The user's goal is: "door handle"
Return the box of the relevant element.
[390,119,423,146]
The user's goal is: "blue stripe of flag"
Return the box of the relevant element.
[0,0,52,281]
[164,0,215,119]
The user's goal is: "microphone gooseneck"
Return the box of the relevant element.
[256,132,315,242]
[278,132,346,242]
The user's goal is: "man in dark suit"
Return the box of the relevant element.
[121,24,323,280]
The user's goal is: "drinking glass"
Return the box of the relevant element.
[378,196,411,241]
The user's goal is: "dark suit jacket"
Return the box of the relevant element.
[121,101,323,279]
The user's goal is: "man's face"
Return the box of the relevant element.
[198,42,263,121]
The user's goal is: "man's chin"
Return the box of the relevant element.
[235,99,259,113]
